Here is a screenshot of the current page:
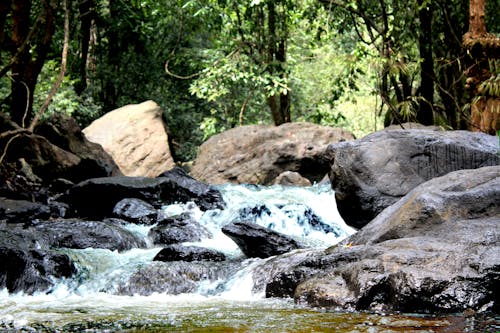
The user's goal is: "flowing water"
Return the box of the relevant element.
[0,184,497,332]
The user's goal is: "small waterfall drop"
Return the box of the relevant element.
[0,183,355,329]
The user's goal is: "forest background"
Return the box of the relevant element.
[1,0,499,162]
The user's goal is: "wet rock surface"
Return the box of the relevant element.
[112,198,160,225]
[153,244,226,262]
[222,222,302,258]
[148,213,212,245]
[328,129,499,228]
[268,166,500,313]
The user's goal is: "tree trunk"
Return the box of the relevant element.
[463,0,500,134]
[77,0,94,94]
[9,0,57,128]
[468,0,486,36]
[417,0,434,125]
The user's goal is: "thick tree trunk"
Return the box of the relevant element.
[417,1,434,125]
[9,0,57,127]
[464,0,500,134]
[77,0,94,93]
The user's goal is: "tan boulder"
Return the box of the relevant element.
[83,101,175,177]
[191,122,354,185]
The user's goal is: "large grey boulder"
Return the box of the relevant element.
[83,100,175,177]
[267,166,500,314]
[328,129,499,228]
[191,122,354,185]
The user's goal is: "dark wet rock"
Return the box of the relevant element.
[112,198,159,225]
[30,218,146,251]
[222,222,302,258]
[118,260,236,296]
[61,171,225,218]
[328,129,499,228]
[159,166,225,211]
[148,213,212,245]
[270,166,500,313]
[0,197,51,223]
[0,226,76,294]
[153,244,226,262]
[35,113,121,181]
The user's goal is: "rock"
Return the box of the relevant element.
[113,198,159,225]
[0,113,120,185]
[29,218,146,251]
[148,213,212,245]
[153,244,226,262]
[269,166,500,313]
[35,113,121,180]
[118,260,235,296]
[0,197,51,223]
[191,122,354,185]
[159,166,225,211]
[222,222,302,258]
[82,100,175,177]
[61,172,225,218]
[0,226,76,294]
[273,171,312,186]
[328,129,499,228]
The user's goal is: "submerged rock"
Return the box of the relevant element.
[269,166,500,313]
[153,244,226,262]
[222,222,302,258]
[118,260,236,296]
[328,129,499,228]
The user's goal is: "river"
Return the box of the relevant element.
[0,184,497,332]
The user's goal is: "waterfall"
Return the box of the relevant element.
[0,183,355,330]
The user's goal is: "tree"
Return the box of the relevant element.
[1,0,60,127]
[463,0,500,134]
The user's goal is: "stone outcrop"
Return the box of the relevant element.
[191,122,354,185]
[328,129,499,228]
[83,100,175,177]
[273,171,312,186]
[222,222,302,258]
[266,166,500,313]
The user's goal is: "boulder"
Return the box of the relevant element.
[112,198,160,225]
[82,100,175,177]
[0,197,51,223]
[35,113,121,179]
[148,213,212,245]
[0,113,120,185]
[268,166,500,313]
[191,122,354,185]
[30,218,146,251]
[0,226,76,294]
[222,222,302,258]
[159,166,225,211]
[328,129,499,228]
[61,174,225,218]
[153,244,226,262]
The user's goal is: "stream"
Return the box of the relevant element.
[0,184,496,332]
